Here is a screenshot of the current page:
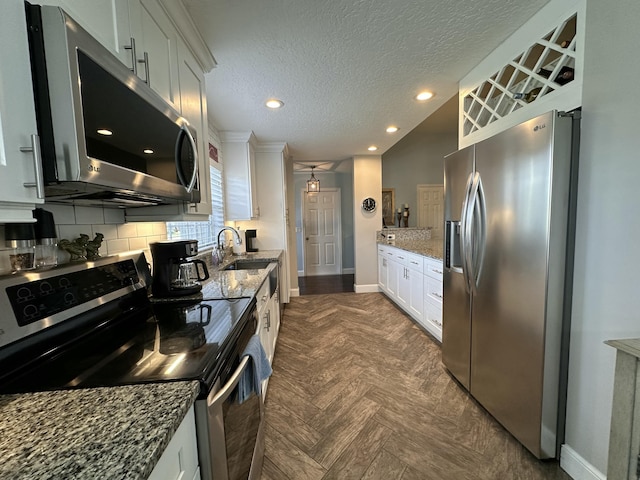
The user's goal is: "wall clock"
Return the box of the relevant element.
[362,197,377,212]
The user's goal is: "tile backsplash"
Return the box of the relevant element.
[0,205,167,275]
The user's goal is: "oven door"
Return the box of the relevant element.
[195,310,264,480]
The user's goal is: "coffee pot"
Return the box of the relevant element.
[150,240,209,297]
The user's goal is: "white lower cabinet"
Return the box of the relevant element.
[378,244,442,342]
[256,275,279,400]
[378,245,424,324]
[423,257,444,341]
[377,248,388,293]
[408,269,424,320]
[148,407,199,480]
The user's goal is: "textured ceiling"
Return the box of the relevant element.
[183,0,550,162]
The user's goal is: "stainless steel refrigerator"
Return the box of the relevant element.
[442,110,579,459]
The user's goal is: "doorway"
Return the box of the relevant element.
[302,188,342,276]
[417,184,444,238]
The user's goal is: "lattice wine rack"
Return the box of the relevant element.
[462,13,577,138]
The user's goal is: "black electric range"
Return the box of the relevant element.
[0,252,256,398]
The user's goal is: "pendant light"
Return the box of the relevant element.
[306,165,320,193]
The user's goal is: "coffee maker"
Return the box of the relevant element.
[245,229,258,252]
[150,240,209,297]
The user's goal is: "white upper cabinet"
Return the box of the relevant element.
[127,0,181,111]
[222,132,259,221]
[176,38,211,216]
[0,0,44,223]
[35,1,132,66]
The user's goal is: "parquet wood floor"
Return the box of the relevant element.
[261,292,571,480]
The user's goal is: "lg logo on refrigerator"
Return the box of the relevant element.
[87,164,100,173]
[533,124,546,132]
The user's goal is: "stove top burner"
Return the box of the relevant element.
[1,297,254,395]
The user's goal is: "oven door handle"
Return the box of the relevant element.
[207,355,250,407]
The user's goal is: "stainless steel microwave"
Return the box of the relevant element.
[25,4,200,207]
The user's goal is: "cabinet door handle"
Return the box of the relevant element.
[21,134,45,199]
[433,292,443,299]
[433,269,443,274]
[124,37,138,75]
[138,51,150,84]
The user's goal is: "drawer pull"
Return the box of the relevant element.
[432,269,443,274]
[433,292,443,299]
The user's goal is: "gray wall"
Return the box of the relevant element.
[294,168,354,273]
[563,0,640,473]
[382,97,458,227]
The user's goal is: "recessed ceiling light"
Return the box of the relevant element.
[143,149,154,154]
[97,129,113,136]
[265,99,284,109]
[416,91,434,101]
[368,146,378,151]
[386,126,399,133]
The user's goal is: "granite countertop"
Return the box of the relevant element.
[605,338,640,358]
[0,381,200,480]
[153,250,282,302]
[209,250,282,298]
[377,238,443,261]
[0,249,284,479]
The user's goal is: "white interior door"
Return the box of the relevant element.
[417,184,444,238]
[303,189,342,276]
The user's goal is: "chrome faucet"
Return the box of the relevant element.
[212,227,243,265]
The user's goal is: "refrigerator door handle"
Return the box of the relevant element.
[469,174,487,294]
[461,172,477,293]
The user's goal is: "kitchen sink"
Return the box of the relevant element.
[224,260,273,270]
[224,259,278,297]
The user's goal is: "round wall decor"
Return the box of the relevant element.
[362,197,377,212]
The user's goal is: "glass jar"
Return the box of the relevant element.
[9,242,36,271]
[5,223,37,272]
[35,238,58,268]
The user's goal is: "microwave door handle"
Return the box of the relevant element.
[21,134,45,199]
[207,355,250,408]
[124,37,138,75]
[175,125,199,193]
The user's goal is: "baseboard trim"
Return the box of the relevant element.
[354,284,380,293]
[560,444,605,480]
[299,269,354,275]
[289,288,300,297]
